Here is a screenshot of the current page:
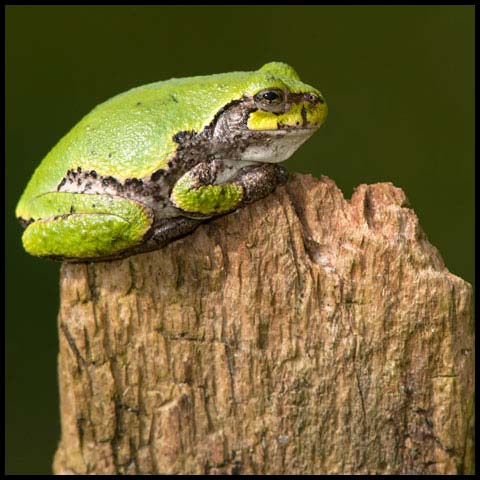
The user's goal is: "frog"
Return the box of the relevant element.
[16,61,328,262]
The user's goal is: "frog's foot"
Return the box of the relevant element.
[170,161,288,218]
[234,163,289,205]
[170,162,244,217]
[20,192,153,260]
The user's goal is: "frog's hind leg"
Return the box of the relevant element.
[62,216,203,263]
[111,217,203,261]
[21,192,153,261]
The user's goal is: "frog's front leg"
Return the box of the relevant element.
[170,161,288,217]
[20,192,153,260]
[232,162,289,205]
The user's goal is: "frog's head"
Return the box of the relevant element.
[212,62,328,163]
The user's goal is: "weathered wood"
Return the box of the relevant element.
[53,174,474,475]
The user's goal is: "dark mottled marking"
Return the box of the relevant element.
[101,176,122,189]
[77,166,82,173]
[18,217,34,228]
[108,152,112,158]
[136,101,142,106]
[90,170,98,179]
[124,178,145,194]
[290,92,309,103]
[150,169,164,182]
[124,178,143,187]
[301,105,307,127]
[173,130,198,144]
[170,94,178,103]
[208,98,246,129]
[57,178,66,191]
[70,206,75,214]
[318,97,325,104]
[84,181,92,191]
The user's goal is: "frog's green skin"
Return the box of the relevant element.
[16,62,327,262]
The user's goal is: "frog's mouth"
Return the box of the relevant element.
[247,126,319,134]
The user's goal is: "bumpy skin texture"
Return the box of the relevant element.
[16,62,327,261]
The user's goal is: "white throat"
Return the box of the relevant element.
[240,129,316,163]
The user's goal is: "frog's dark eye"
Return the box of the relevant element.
[262,91,281,102]
[254,88,285,112]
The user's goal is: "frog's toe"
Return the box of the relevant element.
[274,165,289,185]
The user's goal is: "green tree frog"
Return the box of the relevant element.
[16,62,327,262]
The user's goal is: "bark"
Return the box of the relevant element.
[53,174,474,475]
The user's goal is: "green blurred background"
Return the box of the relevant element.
[6,5,474,473]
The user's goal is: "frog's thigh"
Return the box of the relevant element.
[171,170,244,215]
[22,192,153,259]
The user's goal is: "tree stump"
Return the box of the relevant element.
[53,174,474,475]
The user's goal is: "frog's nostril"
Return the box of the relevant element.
[305,93,325,104]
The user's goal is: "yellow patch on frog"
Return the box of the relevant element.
[247,102,325,131]
[307,103,327,126]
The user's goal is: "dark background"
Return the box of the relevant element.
[6,5,474,474]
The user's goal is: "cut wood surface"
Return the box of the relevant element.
[53,174,474,475]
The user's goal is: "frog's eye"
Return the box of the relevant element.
[260,90,283,103]
[254,88,285,112]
